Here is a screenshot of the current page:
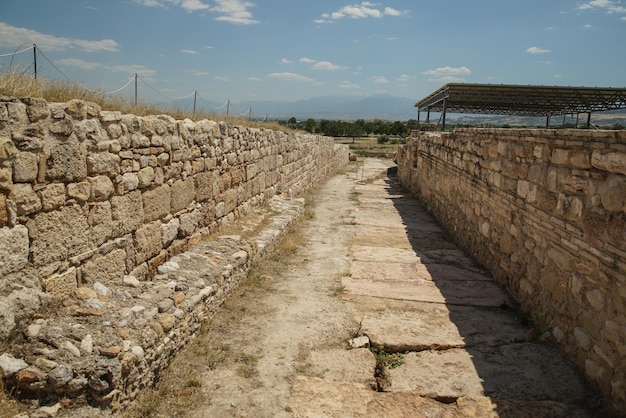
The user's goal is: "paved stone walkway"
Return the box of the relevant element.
[291,159,608,417]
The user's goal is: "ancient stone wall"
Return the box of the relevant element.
[397,128,625,412]
[0,95,347,343]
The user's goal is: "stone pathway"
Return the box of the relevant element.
[290,159,610,417]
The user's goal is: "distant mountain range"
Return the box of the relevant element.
[192,94,418,121]
[183,94,626,125]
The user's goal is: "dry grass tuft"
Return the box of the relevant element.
[0,70,298,132]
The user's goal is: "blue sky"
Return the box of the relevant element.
[1,0,625,109]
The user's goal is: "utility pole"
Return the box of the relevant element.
[193,90,197,119]
[33,44,37,80]
[134,73,138,107]
[248,106,252,121]
[226,99,230,117]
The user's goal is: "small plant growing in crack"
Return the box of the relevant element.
[370,344,404,392]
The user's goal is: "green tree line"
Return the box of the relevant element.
[279,118,418,138]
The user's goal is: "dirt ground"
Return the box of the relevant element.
[121,162,372,418]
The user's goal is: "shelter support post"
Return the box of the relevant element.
[587,112,591,129]
[442,99,447,131]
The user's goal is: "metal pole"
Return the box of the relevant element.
[248,106,252,121]
[546,114,551,128]
[442,99,447,131]
[226,100,230,117]
[193,90,197,118]
[586,112,591,129]
[134,73,138,107]
[33,44,37,80]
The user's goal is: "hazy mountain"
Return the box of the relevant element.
[190,94,418,121]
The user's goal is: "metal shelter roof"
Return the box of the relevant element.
[414,83,626,129]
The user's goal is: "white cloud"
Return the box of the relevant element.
[0,22,119,52]
[577,0,626,19]
[300,57,316,64]
[56,58,101,70]
[108,64,156,77]
[280,58,292,64]
[422,66,471,76]
[181,49,198,54]
[248,76,264,81]
[214,76,230,81]
[191,70,209,76]
[397,74,411,82]
[211,0,258,24]
[312,61,346,70]
[318,2,405,23]
[527,46,551,54]
[268,72,315,83]
[584,24,592,29]
[339,81,360,89]
[373,76,390,84]
[134,0,258,24]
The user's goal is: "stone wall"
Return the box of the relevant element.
[397,128,625,412]
[0,95,347,344]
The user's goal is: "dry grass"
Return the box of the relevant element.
[0,70,295,131]
[337,136,401,157]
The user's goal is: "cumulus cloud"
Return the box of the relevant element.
[56,58,101,70]
[280,58,292,64]
[422,66,471,83]
[578,0,626,18]
[317,2,405,23]
[0,22,119,52]
[526,46,551,54]
[397,74,411,82]
[422,66,471,76]
[299,57,346,70]
[373,76,390,84]
[108,64,156,77]
[268,72,315,83]
[134,0,258,24]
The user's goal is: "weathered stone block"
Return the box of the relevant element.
[0,225,29,275]
[88,201,113,246]
[67,181,91,202]
[170,178,194,213]
[134,221,162,264]
[178,211,199,237]
[194,172,214,202]
[592,151,626,176]
[40,183,66,211]
[46,135,87,182]
[142,184,170,222]
[137,167,154,188]
[90,175,114,201]
[81,249,127,284]
[86,152,120,176]
[121,172,139,192]
[12,152,38,183]
[9,184,42,216]
[599,175,626,213]
[112,191,143,235]
[223,188,238,215]
[161,218,180,247]
[45,267,78,299]
[28,204,91,266]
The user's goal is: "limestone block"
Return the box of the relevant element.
[0,225,29,275]
[137,166,154,188]
[45,267,78,299]
[134,221,163,264]
[121,172,139,192]
[89,175,114,201]
[161,218,179,247]
[45,135,87,182]
[88,201,113,246]
[28,204,91,266]
[12,151,38,183]
[81,249,127,284]
[592,151,626,176]
[0,137,17,160]
[86,152,120,176]
[223,188,238,215]
[194,172,214,202]
[49,119,74,136]
[112,191,143,235]
[9,183,42,216]
[0,194,7,226]
[25,100,50,123]
[99,111,122,123]
[67,180,91,202]
[178,211,199,237]
[0,167,12,190]
[142,184,170,222]
[551,148,570,165]
[170,178,194,213]
[40,183,66,211]
[599,175,626,213]
[6,102,28,125]
[65,99,87,119]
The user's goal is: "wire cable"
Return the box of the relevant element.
[0,45,34,57]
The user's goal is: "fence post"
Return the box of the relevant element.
[33,44,37,80]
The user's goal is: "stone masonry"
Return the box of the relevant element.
[397,128,626,412]
[0,95,348,408]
